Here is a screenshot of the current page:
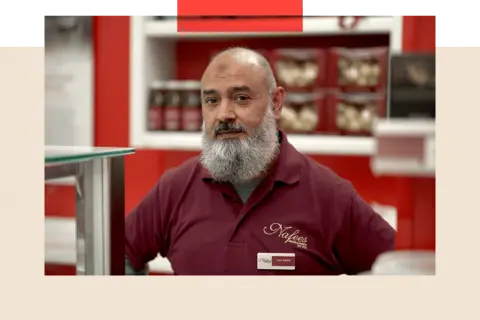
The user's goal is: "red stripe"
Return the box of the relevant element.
[93,16,130,148]
[402,16,436,53]
[177,0,302,16]
[177,17,303,33]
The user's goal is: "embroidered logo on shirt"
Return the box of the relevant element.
[263,222,308,249]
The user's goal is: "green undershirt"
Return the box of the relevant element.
[232,177,263,204]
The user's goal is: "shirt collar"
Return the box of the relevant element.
[199,130,301,185]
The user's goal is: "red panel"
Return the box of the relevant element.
[412,178,436,250]
[399,16,436,251]
[45,185,75,217]
[177,17,303,33]
[402,16,436,53]
[177,0,302,16]
[393,178,415,249]
[402,16,417,52]
[93,16,130,148]
[45,264,76,276]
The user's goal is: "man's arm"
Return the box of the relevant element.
[124,181,165,275]
[334,190,396,275]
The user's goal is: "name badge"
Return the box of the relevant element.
[257,253,295,271]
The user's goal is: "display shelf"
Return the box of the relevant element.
[136,131,375,156]
[371,119,435,177]
[144,16,394,38]
[374,119,435,136]
[130,16,404,156]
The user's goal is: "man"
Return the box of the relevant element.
[125,47,396,276]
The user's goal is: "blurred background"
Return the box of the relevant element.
[44,16,436,275]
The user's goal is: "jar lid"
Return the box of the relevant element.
[179,80,201,90]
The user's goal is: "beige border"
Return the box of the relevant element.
[2,46,479,318]
[436,48,479,283]
[0,47,44,312]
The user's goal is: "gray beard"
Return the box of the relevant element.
[200,107,279,184]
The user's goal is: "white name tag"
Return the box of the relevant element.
[257,253,295,271]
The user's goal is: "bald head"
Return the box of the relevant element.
[199,47,283,184]
[203,47,277,93]
[199,46,286,166]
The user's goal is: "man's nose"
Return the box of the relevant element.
[216,101,235,122]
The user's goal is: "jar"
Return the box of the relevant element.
[180,80,202,131]
[163,81,182,131]
[147,81,166,131]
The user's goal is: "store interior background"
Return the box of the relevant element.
[44,16,436,275]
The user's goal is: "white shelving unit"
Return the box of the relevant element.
[138,131,375,156]
[144,16,395,38]
[129,16,404,156]
[370,119,435,177]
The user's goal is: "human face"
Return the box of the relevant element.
[200,58,285,184]
[200,57,284,141]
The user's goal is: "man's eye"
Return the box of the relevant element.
[235,95,249,102]
[205,98,218,104]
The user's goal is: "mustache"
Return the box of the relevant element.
[214,122,247,136]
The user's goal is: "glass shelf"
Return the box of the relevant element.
[45,145,135,164]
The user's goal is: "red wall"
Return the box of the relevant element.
[45,16,436,274]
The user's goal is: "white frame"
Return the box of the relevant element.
[370,119,436,177]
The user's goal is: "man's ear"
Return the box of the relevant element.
[271,86,285,121]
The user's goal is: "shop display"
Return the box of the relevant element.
[389,53,435,119]
[271,49,326,91]
[181,81,202,131]
[147,80,203,132]
[163,81,183,131]
[390,54,435,89]
[280,92,326,133]
[328,47,388,91]
[147,81,166,131]
[327,93,386,135]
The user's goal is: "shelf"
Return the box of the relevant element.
[144,16,394,38]
[136,131,375,156]
[371,157,435,177]
[374,119,435,137]
[130,16,404,156]
[371,119,435,177]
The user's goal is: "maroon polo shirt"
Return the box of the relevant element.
[125,131,396,275]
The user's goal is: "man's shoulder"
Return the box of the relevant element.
[299,153,355,198]
[159,155,202,186]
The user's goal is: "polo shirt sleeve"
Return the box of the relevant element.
[125,180,165,272]
[334,190,396,275]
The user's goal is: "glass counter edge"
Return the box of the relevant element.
[45,147,136,164]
